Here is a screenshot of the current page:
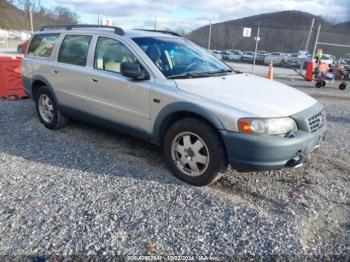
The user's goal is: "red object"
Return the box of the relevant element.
[305,60,315,81]
[0,56,27,99]
[17,40,29,54]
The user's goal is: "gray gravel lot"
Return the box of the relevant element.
[0,83,349,258]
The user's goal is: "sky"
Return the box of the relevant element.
[44,0,350,31]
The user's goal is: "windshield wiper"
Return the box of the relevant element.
[167,69,234,79]
[167,72,211,79]
[205,69,233,75]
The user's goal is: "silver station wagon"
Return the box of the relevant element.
[22,25,327,186]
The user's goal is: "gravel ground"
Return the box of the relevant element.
[0,84,349,258]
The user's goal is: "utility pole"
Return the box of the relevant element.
[312,25,321,61]
[154,16,157,30]
[29,10,34,33]
[208,19,212,50]
[97,10,100,25]
[299,18,314,72]
[252,24,260,73]
[305,18,315,53]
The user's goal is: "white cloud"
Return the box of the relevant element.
[55,0,350,30]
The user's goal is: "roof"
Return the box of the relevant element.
[125,30,179,38]
[38,25,180,38]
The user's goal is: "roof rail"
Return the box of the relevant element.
[40,24,125,36]
[135,29,181,37]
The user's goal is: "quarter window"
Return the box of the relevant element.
[94,37,139,73]
[28,33,60,57]
[58,35,92,66]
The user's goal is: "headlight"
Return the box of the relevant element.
[238,117,297,135]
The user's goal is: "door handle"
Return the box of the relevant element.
[90,78,98,83]
[51,69,58,74]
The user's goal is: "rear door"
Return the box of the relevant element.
[49,34,93,111]
[24,33,61,94]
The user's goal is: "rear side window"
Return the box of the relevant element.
[58,35,92,66]
[28,33,60,57]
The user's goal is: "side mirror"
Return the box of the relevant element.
[120,62,148,80]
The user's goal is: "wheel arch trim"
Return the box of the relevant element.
[30,75,58,102]
[152,101,224,145]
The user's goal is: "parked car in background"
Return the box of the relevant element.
[319,54,335,66]
[226,50,242,62]
[241,51,254,63]
[264,52,287,66]
[340,53,350,66]
[211,50,223,60]
[297,50,309,59]
[286,53,304,67]
[23,25,327,186]
[17,40,29,53]
[217,51,231,61]
[256,51,269,64]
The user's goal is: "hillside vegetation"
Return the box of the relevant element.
[0,0,77,31]
[188,11,350,57]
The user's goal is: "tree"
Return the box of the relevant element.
[15,0,41,12]
[53,7,78,24]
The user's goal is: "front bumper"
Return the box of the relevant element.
[220,103,327,171]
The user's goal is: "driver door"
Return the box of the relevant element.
[85,36,151,132]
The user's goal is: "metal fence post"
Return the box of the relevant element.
[252,25,260,73]
[312,25,321,61]
[299,18,314,72]
[208,19,212,50]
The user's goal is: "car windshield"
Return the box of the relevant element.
[132,37,232,79]
[321,55,330,59]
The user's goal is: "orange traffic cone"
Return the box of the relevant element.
[267,60,273,80]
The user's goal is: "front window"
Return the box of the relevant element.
[94,37,140,74]
[132,37,232,79]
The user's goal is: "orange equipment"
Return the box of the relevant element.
[0,56,26,99]
[305,60,315,81]
[318,63,329,73]
[267,60,273,80]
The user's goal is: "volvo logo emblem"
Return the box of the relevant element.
[318,112,325,127]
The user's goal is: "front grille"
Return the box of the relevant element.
[308,110,326,133]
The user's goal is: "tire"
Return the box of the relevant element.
[322,80,326,87]
[315,82,322,88]
[339,83,347,90]
[163,118,227,186]
[35,86,68,130]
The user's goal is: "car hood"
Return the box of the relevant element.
[175,73,317,118]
